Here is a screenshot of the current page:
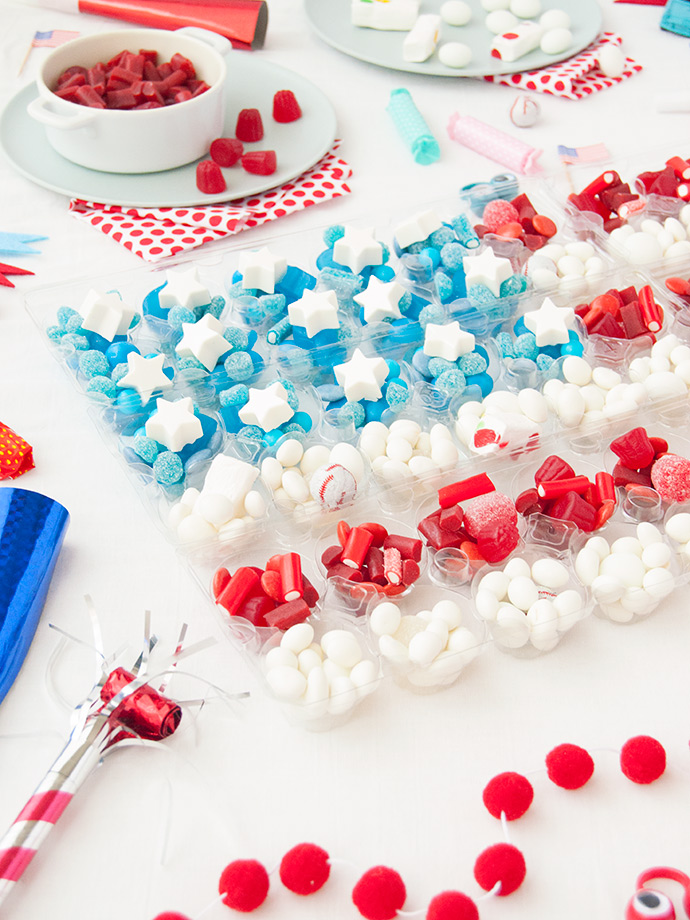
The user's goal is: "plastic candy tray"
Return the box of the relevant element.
[26,148,690,729]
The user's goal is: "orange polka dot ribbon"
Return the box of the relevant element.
[0,423,35,480]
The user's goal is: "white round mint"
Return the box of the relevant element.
[510,0,541,16]
[381,459,413,483]
[369,601,400,636]
[562,356,592,386]
[554,589,584,621]
[531,557,569,589]
[600,552,646,588]
[408,455,440,477]
[666,512,690,543]
[624,232,664,265]
[378,634,409,663]
[575,547,601,586]
[636,521,663,547]
[642,567,675,599]
[495,604,530,648]
[266,666,306,700]
[276,438,303,468]
[478,569,511,598]
[541,27,572,55]
[503,557,531,579]
[518,388,548,423]
[441,0,472,23]
[601,602,634,624]
[408,630,444,667]
[169,502,191,529]
[665,240,690,261]
[642,542,672,569]
[327,676,358,715]
[321,629,363,669]
[585,536,611,560]
[439,42,473,69]
[430,421,455,440]
[281,622,315,654]
[297,647,323,677]
[540,8,571,29]
[431,599,463,629]
[620,588,659,616]
[265,646,298,671]
[243,489,266,519]
[386,436,413,463]
[531,268,559,289]
[664,217,687,241]
[260,456,283,490]
[597,43,626,78]
[328,442,365,483]
[350,658,379,697]
[425,618,450,645]
[610,536,643,557]
[591,574,624,605]
[300,444,331,479]
[486,9,518,32]
[645,372,687,401]
[322,658,349,683]
[557,386,585,427]
[281,468,310,503]
[507,575,539,611]
[592,366,621,390]
[304,666,329,710]
[475,589,500,621]
[195,492,235,528]
[177,513,217,543]
[430,439,459,468]
[447,626,478,656]
[180,487,200,508]
[481,0,510,9]
[389,418,421,443]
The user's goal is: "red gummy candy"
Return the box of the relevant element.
[235,107,264,142]
[260,568,283,603]
[196,159,226,195]
[337,520,351,547]
[212,566,231,599]
[649,436,669,456]
[610,427,655,470]
[273,89,302,123]
[321,545,343,568]
[534,455,575,485]
[417,511,464,550]
[401,558,421,586]
[264,598,311,630]
[360,522,389,546]
[238,595,275,628]
[651,453,690,502]
[439,505,464,533]
[515,488,543,515]
[365,546,386,584]
[612,461,653,488]
[463,493,517,540]
[210,137,243,167]
[241,150,277,176]
[548,492,598,532]
[382,534,422,562]
[301,575,320,608]
[476,521,520,564]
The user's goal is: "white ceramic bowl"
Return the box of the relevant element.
[27,27,231,174]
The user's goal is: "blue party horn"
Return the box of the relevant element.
[0,488,69,705]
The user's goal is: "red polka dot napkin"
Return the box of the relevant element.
[68,143,352,263]
[484,33,642,99]
[0,423,35,480]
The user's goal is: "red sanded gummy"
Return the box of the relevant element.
[482,199,520,234]
[651,453,690,502]
[482,772,534,820]
[352,866,406,920]
[462,492,517,540]
[620,735,666,784]
[218,859,269,912]
[235,107,264,142]
[273,89,302,122]
[241,150,277,176]
[196,160,226,195]
[426,891,479,920]
[210,137,243,167]
[279,842,331,895]
[545,743,594,789]
[473,843,526,896]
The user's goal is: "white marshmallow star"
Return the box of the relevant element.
[117,352,172,403]
[463,247,512,297]
[238,382,294,432]
[333,226,384,274]
[158,266,210,311]
[334,348,389,402]
[80,289,136,342]
[145,397,203,452]
[523,296,575,347]
[424,322,475,361]
[238,248,288,293]
[354,277,405,324]
[288,289,340,338]
[176,314,229,371]
[394,209,442,249]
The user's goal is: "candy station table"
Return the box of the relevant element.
[1,1,690,919]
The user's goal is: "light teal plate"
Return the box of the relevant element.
[304,0,602,78]
[0,55,337,207]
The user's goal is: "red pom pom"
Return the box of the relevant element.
[352,866,406,920]
[545,743,594,789]
[280,842,331,895]
[620,735,666,784]
[152,914,192,920]
[218,859,269,912]
[482,772,534,820]
[426,890,479,920]
[474,843,526,896]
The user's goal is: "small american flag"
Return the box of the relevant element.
[31,29,79,48]
[558,143,610,165]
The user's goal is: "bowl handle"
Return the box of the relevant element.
[27,96,97,130]
[175,26,233,57]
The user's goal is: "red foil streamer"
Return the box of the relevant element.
[100,667,182,740]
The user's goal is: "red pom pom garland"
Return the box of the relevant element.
[152,736,675,919]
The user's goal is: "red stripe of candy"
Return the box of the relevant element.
[382,534,423,562]
[582,171,621,197]
[639,285,663,332]
[216,567,261,617]
[383,547,402,585]
[342,527,374,569]
[264,599,310,631]
[594,471,616,505]
[438,473,495,509]
[17,791,72,824]
[537,475,591,501]
[279,553,303,602]
[0,847,36,881]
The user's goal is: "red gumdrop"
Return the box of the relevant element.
[196,159,226,195]
[620,735,666,784]
[210,137,244,167]
[279,842,331,895]
[426,891,479,920]
[273,89,302,122]
[235,107,264,142]
[218,859,269,912]
[651,453,690,502]
[545,743,594,789]
[482,772,534,820]
[481,199,520,234]
[352,866,406,920]
[473,843,526,896]
[241,150,277,176]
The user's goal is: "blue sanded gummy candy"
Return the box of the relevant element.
[220,384,249,407]
[132,435,159,464]
[168,306,196,329]
[79,350,109,378]
[459,352,488,375]
[153,451,184,485]
[428,357,456,378]
[435,369,466,394]
[224,351,254,381]
[515,332,538,361]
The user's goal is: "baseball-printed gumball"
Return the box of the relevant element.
[310,464,358,510]
[509,95,540,128]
